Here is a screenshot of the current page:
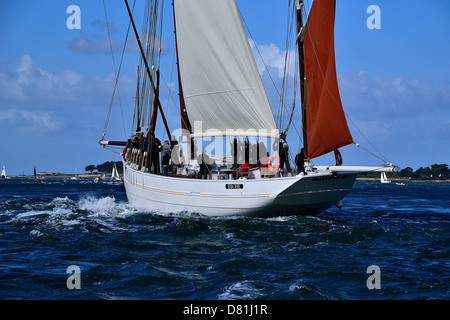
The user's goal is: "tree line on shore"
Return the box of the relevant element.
[359,163,449,180]
[85,161,123,175]
[86,161,449,181]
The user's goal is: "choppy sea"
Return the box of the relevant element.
[0,178,449,300]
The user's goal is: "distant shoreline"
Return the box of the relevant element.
[356,177,450,183]
[8,173,105,179]
[4,173,449,183]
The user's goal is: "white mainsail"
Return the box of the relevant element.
[173,0,277,138]
[1,166,6,178]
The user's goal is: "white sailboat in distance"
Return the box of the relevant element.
[111,163,121,181]
[1,166,6,179]
[70,168,78,180]
[381,172,391,184]
[99,0,397,217]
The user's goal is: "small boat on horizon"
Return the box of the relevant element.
[381,172,391,184]
[33,166,42,182]
[70,168,79,180]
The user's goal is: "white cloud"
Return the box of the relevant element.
[249,39,296,79]
[0,54,136,105]
[20,110,61,132]
[0,54,136,133]
[68,34,121,55]
[0,55,85,104]
[0,109,60,132]
[338,69,449,121]
[68,29,170,57]
[336,67,450,166]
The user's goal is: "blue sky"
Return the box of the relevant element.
[0,0,449,175]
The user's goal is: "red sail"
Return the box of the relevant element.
[303,0,353,159]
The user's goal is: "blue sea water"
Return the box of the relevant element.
[0,178,449,300]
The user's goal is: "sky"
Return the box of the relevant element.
[0,0,449,176]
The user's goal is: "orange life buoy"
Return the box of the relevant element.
[268,155,280,172]
[122,146,128,162]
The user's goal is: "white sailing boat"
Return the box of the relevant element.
[1,165,6,179]
[111,163,121,181]
[33,166,42,182]
[380,172,391,184]
[70,168,79,180]
[99,0,397,217]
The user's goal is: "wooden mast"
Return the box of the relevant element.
[135,65,141,131]
[296,0,308,159]
[149,69,160,136]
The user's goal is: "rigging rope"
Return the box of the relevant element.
[240,6,302,144]
[102,0,135,140]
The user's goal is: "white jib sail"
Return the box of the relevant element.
[173,0,277,138]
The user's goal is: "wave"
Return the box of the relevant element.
[6,195,143,235]
[218,280,264,300]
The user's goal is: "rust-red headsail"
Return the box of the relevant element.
[303,0,353,159]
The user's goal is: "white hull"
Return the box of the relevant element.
[122,162,357,217]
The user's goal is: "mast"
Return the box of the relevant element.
[149,69,160,135]
[296,0,308,159]
[135,65,141,131]
[124,0,171,139]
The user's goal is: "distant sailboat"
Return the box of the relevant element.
[71,168,79,180]
[380,172,391,184]
[111,163,121,181]
[1,166,6,179]
[33,166,41,181]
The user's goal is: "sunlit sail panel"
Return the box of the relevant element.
[173,0,277,137]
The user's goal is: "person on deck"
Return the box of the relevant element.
[162,151,171,176]
[239,160,251,178]
[197,149,211,179]
[161,140,171,155]
[149,134,162,174]
[279,141,291,173]
[258,152,270,177]
[295,148,305,174]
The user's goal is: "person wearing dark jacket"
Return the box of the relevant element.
[197,149,211,179]
[162,151,171,176]
[295,148,305,174]
[149,134,162,173]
